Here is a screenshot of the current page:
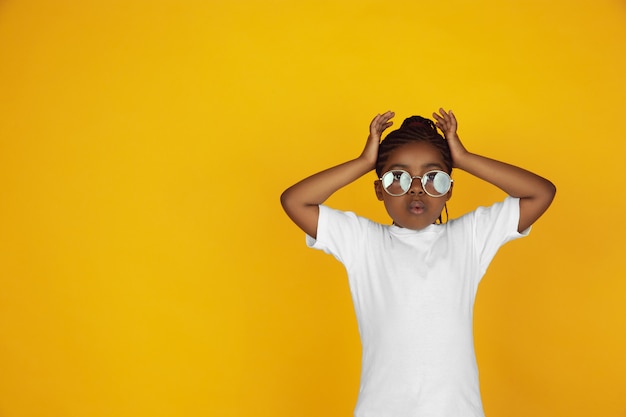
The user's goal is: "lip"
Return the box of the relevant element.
[408,200,425,214]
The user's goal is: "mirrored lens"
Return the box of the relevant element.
[381,170,411,196]
[381,170,451,197]
[423,171,451,196]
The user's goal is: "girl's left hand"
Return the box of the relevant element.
[432,108,468,167]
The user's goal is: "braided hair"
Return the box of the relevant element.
[375,116,453,178]
[375,115,453,224]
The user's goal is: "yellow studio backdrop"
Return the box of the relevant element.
[0,0,625,416]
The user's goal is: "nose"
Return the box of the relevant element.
[409,176,424,195]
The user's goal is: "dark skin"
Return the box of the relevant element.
[374,141,452,230]
[281,109,556,237]
[431,109,556,232]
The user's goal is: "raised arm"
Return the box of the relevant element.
[280,111,395,238]
[432,108,556,233]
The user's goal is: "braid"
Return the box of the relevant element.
[375,116,453,177]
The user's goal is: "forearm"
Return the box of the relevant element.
[280,156,373,237]
[282,157,371,206]
[280,111,393,238]
[455,151,556,231]
[433,109,555,231]
[455,151,553,198]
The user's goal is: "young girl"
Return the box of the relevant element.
[280,108,556,417]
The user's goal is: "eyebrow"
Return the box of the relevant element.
[388,162,444,171]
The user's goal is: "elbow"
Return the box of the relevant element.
[280,187,300,216]
[526,178,557,211]
[546,179,557,201]
[280,189,291,212]
[539,179,557,210]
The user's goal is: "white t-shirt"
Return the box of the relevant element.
[306,197,529,417]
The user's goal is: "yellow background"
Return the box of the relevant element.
[1,1,625,416]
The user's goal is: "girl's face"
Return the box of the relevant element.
[374,142,452,230]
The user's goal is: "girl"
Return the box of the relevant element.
[280,109,556,417]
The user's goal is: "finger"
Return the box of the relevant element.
[370,114,382,131]
[376,123,392,136]
[381,110,395,123]
[370,115,391,137]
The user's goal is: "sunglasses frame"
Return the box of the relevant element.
[379,169,453,197]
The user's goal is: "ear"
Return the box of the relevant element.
[374,180,384,201]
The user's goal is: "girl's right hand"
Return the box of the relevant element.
[361,111,394,166]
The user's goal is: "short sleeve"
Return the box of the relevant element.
[472,196,530,275]
[306,205,371,268]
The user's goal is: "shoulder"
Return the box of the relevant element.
[443,197,528,248]
[307,205,387,266]
[318,205,382,229]
[309,205,385,244]
[450,197,522,227]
